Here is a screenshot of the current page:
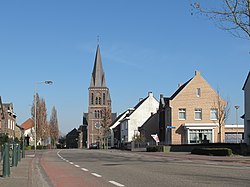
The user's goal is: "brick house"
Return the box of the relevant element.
[159,71,226,144]
[0,96,4,133]
[2,103,16,139]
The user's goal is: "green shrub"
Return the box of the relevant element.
[147,145,168,152]
[25,145,32,150]
[191,148,232,156]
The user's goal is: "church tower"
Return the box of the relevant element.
[87,45,112,147]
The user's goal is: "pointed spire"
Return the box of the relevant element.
[90,45,107,87]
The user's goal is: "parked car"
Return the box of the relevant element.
[89,143,99,149]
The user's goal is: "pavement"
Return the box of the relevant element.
[0,149,250,187]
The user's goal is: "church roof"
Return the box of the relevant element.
[90,45,107,87]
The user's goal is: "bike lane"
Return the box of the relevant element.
[40,150,113,187]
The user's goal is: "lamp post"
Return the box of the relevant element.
[234,105,240,143]
[34,81,53,154]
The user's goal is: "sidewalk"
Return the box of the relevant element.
[0,151,51,187]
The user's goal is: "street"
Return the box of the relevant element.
[52,149,250,187]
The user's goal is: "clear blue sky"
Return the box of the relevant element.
[0,1,248,134]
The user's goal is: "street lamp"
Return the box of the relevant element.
[34,80,53,154]
[234,105,240,143]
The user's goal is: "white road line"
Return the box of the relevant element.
[109,181,125,187]
[69,162,74,165]
[74,165,80,167]
[65,160,69,162]
[91,173,102,178]
[81,168,89,171]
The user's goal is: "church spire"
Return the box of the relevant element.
[90,45,106,87]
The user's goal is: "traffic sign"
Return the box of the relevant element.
[166,126,176,129]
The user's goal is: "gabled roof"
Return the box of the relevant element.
[90,45,107,87]
[125,97,147,118]
[242,71,250,90]
[21,118,34,130]
[109,111,128,128]
[170,78,192,100]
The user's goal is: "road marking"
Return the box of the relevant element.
[109,181,125,187]
[65,160,69,162]
[81,168,89,171]
[91,173,102,178]
[74,164,80,167]
[69,162,74,165]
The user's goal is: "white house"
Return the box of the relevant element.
[109,111,129,148]
[120,92,159,143]
[21,118,35,146]
[243,71,250,144]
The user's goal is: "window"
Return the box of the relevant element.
[94,110,97,118]
[95,97,98,105]
[91,93,94,105]
[99,97,101,105]
[196,88,201,97]
[195,108,202,120]
[178,108,186,120]
[103,93,106,105]
[189,129,212,144]
[210,109,218,120]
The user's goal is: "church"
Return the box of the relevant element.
[81,45,116,148]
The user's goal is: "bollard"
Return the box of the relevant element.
[17,144,21,162]
[3,143,10,177]
[12,143,17,167]
[22,143,25,158]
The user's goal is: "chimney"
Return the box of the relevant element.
[160,94,164,99]
[195,70,200,76]
[148,92,153,97]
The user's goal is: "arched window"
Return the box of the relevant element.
[95,97,98,105]
[91,93,94,105]
[99,97,101,105]
[94,110,97,118]
[97,110,100,118]
[103,93,105,105]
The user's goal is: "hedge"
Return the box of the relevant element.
[191,148,232,156]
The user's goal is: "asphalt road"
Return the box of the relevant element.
[57,149,250,187]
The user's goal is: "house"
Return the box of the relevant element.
[158,71,226,144]
[242,71,250,144]
[109,111,129,148]
[120,92,159,143]
[78,116,88,148]
[66,128,79,148]
[138,112,159,144]
[21,118,34,146]
[15,124,24,140]
[2,103,17,139]
[0,96,5,134]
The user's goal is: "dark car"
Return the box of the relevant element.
[89,143,99,149]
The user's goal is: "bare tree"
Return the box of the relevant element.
[49,106,59,148]
[31,94,49,146]
[101,108,112,148]
[191,0,250,39]
[212,91,230,142]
